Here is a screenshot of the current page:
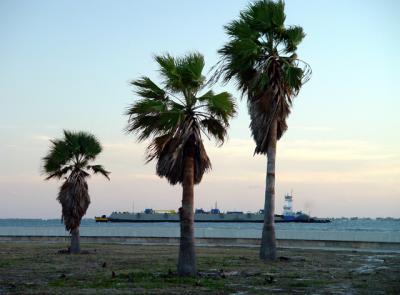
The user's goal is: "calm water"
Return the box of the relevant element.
[0,218,399,233]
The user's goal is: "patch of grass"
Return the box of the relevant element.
[1,242,399,294]
[281,271,301,279]
[290,279,330,288]
[48,270,227,291]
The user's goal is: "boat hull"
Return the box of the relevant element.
[97,213,330,223]
[94,217,109,222]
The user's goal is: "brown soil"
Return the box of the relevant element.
[0,242,399,294]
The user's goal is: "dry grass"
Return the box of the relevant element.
[0,242,399,294]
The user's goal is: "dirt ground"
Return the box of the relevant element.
[0,242,399,294]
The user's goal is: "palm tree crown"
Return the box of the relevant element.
[43,130,110,231]
[43,130,110,180]
[126,52,236,185]
[216,0,311,153]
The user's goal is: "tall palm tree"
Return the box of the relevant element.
[126,52,236,276]
[43,130,110,254]
[216,0,311,261]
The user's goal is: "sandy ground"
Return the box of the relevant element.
[0,242,399,294]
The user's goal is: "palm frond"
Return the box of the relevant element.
[145,133,172,163]
[155,119,211,185]
[283,63,303,95]
[77,132,102,161]
[43,130,109,179]
[87,165,110,180]
[155,53,206,96]
[131,76,167,100]
[270,0,285,28]
[282,26,305,53]
[178,52,206,92]
[62,130,102,161]
[200,118,227,145]
[43,139,72,174]
[127,98,167,114]
[198,91,236,124]
[225,19,259,40]
[126,97,185,141]
[155,54,182,92]
[45,165,74,180]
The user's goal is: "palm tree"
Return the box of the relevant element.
[215,0,311,261]
[43,130,110,254]
[126,52,236,276]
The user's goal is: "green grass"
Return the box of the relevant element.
[289,279,330,288]
[0,242,399,294]
[48,271,226,291]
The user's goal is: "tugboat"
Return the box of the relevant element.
[277,193,330,223]
[94,215,109,222]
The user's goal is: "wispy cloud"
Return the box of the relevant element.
[32,135,51,142]
[103,141,146,151]
[127,173,159,180]
[204,138,254,157]
[291,126,334,132]
[22,136,397,187]
[202,137,400,186]
[204,173,265,183]
[278,165,400,184]
[0,174,43,183]
[280,139,398,161]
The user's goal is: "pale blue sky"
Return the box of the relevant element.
[1,0,399,218]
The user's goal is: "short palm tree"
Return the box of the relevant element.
[216,0,311,261]
[43,130,110,254]
[126,52,236,276]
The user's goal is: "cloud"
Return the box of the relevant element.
[103,141,146,151]
[127,173,159,180]
[32,135,51,141]
[103,137,399,164]
[291,126,334,132]
[14,135,397,190]
[0,174,43,183]
[280,139,398,161]
[205,138,254,157]
[202,138,400,185]
[204,173,264,183]
[206,138,399,162]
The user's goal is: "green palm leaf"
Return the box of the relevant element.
[87,165,110,180]
[131,77,167,100]
[200,118,227,144]
[198,91,236,124]
[43,130,107,178]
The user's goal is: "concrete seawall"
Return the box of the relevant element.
[1,235,400,252]
[1,227,399,252]
[1,227,399,242]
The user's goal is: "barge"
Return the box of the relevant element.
[95,194,330,223]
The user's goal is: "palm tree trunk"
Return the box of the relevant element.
[70,226,80,254]
[260,118,277,261]
[177,144,196,276]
